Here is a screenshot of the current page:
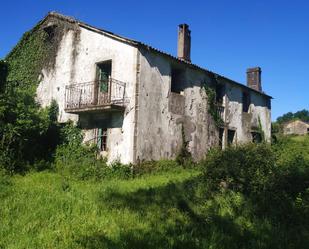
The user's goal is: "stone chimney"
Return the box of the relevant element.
[177,24,191,62]
[247,67,262,92]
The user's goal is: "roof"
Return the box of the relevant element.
[283,119,309,126]
[42,12,272,99]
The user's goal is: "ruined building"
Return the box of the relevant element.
[11,12,272,164]
[283,120,309,136]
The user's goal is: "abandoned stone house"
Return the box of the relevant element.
[18,12,271,164]
[283,120,309,136]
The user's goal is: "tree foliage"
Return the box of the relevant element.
[0,26,62,173]
[276,109,309,124]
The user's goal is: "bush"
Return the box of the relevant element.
[55,138,103,180]
[202,139,309,225]
[202,143,276,198]
[54,123,132,180]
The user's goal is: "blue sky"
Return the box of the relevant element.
[1,0,308,120]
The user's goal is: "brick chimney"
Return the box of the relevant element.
[247,67,262,92]
[177,24,191,62]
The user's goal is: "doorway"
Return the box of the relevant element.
[95,60,112,104]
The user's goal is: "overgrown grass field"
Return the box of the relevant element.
[1,169,204,248]
[1,136,309,249]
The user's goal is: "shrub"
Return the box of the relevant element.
[202,143,276,198]
[55,138,102,180]
[202,139,309,224]
[175,125,194,167]
[103,160,132,179]
[54,123,132,180]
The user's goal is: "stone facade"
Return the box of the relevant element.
[283,120,309,136]
[26,12,272,164]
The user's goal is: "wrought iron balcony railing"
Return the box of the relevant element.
[216,104,225,121]
[65,78,127,113]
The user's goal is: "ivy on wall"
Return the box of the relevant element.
[0,16,80,173]
[258,116,266,142]
[6,30,50,91]
[201,82,224,127]
[0,60,7,91]
[5,15,80,91]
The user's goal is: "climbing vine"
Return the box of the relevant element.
[5,16,80,90]
[201,82,224,127]
[0,15,80,173]
[0,60,7,91]
[258,116,266,142]
[6,29,50,90]
[176,124,192,166]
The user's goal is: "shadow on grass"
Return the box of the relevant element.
[75,176,268,249]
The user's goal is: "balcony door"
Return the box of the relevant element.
[95,61,112,105]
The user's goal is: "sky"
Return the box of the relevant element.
[0,0,308,120]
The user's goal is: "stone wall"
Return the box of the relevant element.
[283,120,309,136]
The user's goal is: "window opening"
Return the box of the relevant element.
[251,132,262,143]
[98,128,108,151]
[227,130,235,145]
[242,91,250,112]
[171,67,185,93]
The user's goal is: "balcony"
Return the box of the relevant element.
[216,104,225,122]
[65,78,127,114]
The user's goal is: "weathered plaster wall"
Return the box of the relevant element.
[136,48,218,162]
[34,16,271,164]
[136,48,271,162]
[36,19,138,164]
[283,120,309,135]
[224,81,271,143]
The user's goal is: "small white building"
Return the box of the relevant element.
[17,12,272,164]
[283,120,309,136]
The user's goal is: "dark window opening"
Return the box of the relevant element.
[216,84,225,104]
[98,128,108,151]
[266,98,271,109]
[43,25,57,42]
[219,128,224,149]
[171,68,185,93]
[227,130,235,145]
[242,91,250,112]
[97,61,112,93]
[251,132,262,143]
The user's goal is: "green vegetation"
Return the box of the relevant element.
[1,19,309,249]
[276,109,309,124]
[0,18,80,174]
[201,83,224,127]
[272,109,309,136]
[0,25,61,173]
[1,136,309,248]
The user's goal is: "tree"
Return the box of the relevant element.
[276,109,309,124]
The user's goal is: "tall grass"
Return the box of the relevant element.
[1,136,309,248]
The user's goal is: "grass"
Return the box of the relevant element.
[1,169,203,249]
[1,169,307,249]
[1,136,309,248]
